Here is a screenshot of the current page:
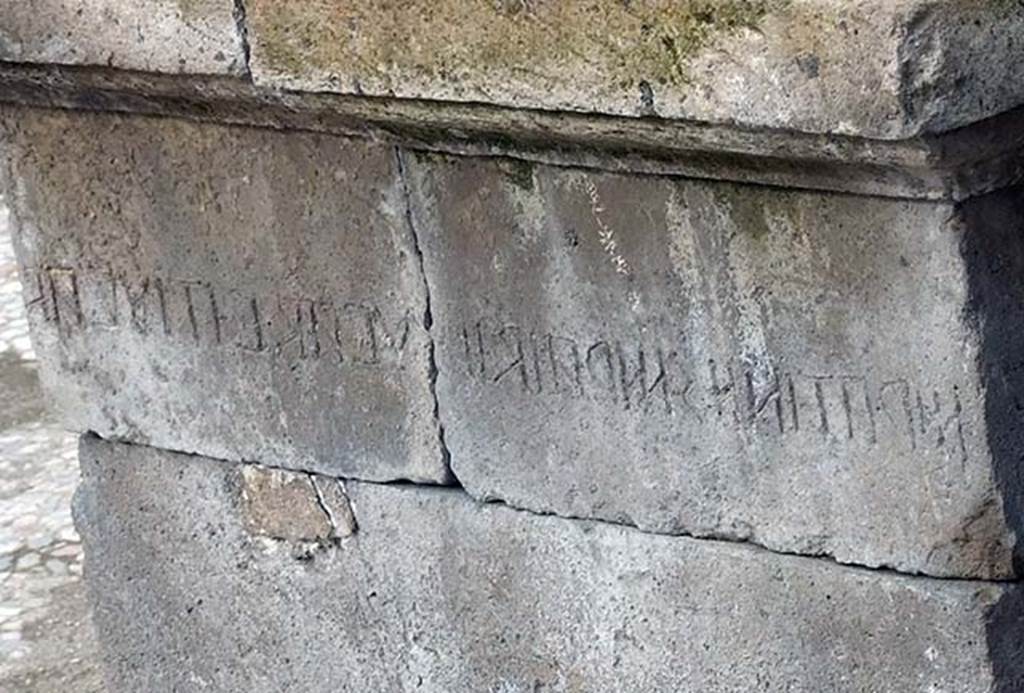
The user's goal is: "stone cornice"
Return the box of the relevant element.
[2,62,1023,201]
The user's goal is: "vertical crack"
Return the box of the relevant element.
[393,146,457,484]
[308,474,340,536]
[309,474,358,539]
[232,0,253,80]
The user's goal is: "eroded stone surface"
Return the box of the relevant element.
[73,436,1023,693]
[0,0,245,75]
[407,151,1024,580]
[1,108,448,484]
[246,0,1024,139]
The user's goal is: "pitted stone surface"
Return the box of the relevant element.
[74,436,1023,693]
[0,0,245,75]
[247,0,1024,139]
[407,152,1024,580]
[1,108,448,484]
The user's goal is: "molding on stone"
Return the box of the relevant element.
[1,62,1023,201]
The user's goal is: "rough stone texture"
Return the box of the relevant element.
[246,0,1024,140]
[1,108,449,484]
[0,66,990,204]
[0,0,246,76]
[73,436,1024,693]
[407,151,1024,580]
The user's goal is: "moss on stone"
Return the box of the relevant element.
[716,185,772,240]
[175,0,207,21]
[250,0,788,96]
[715,183,805,242]
[499,158,537,192]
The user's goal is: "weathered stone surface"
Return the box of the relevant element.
[0,0,246,75]
[1,108,448,484]
[0,65,1004,204]
[408,151,1024,580]
[246,0,1024,140]
[73,436,1023,693]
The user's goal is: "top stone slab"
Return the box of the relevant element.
[246,0,1024,140]
[0,0,245,75]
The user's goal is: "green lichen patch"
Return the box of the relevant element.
[249,0,789,98]
[175,0,208,21]
[498,158,537,192]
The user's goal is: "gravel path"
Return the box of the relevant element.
[0,200,104,692]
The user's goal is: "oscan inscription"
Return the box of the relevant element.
[453,315,971,462]
[22,265,418,367]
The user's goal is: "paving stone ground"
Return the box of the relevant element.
[0,200,103,692]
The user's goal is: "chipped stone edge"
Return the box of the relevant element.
[309,475,358,541]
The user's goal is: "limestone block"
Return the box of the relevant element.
[245,0,1024,139]
[0,0,246,75]
[1,108,448,484]
[406,152,1024,579]
[73,436,1023,693]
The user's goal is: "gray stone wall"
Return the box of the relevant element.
[243,0,1024,139]
[2,108,447,485]
[74,436,1023,693]
[2,2,1024,691]
[409,151,1020,580]
[4,108,1021,580]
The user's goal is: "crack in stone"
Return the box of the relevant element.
[232,0,253,79]
[393,146,457,485]
[307,474,340,539]
[462,488,1024,586]
[81,430,1020,585]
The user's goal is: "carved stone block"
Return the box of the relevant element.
[407,152,1024,579]
[2,108,448,484]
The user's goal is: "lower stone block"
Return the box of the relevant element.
[74,436,1023,693]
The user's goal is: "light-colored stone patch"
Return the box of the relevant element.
[240,465,356,544]
[0,0,245,75]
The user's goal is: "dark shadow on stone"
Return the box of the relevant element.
[0,346,45,430]
[986,585,1024,693]
[961,183,1024,688]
